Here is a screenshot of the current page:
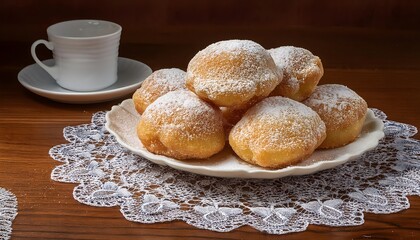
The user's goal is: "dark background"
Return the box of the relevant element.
[1,0,419,72]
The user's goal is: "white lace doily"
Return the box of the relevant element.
[0,188,18,240]
[49,109,420,234]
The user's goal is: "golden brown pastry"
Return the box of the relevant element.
[303,84,368,149]
[133,68,186,114]
[186,39,282,107]
[220,97,261,129]
[268,46,323,101]
[229,96,326,168]
[137,90,225,160]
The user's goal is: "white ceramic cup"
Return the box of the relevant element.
[31,20,122,91]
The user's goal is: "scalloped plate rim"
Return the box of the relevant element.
[105,99,385,179]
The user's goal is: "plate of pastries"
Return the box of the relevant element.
[106,39,384,179]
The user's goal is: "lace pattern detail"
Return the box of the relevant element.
[0,188,18,240]
[49,109,420,234]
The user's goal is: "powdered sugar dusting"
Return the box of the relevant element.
[152,68,186,88]
[303,84,368,129]
[232,97,326,152]
[142,90,223,139]
[193,78,256,101]
[205,39,267,56]
[140,68,186,103]
[187,40,281,105]
[269,46,320,94]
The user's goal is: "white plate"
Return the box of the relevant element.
[17,57,152,103]
[106,99,385,179]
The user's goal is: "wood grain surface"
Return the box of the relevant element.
[1,1,420,239]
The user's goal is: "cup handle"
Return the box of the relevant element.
[31,39,58,79]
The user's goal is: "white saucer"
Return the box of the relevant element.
[17,57,152,103]
[106,99,385,179]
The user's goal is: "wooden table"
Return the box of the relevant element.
[1,28,419,239]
